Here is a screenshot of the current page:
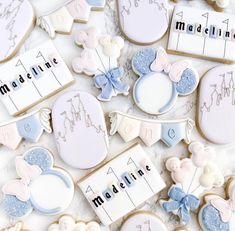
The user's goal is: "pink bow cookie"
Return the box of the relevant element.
[150,47,190,83]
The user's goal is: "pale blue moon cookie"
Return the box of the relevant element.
[132,47,199,115]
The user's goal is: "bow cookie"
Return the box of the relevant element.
[162,187,200,224]
[95,67,129,101]
[151,47,190,83]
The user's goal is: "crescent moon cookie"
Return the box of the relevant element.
[0,0,35,63]
[198,65,235,144]
[132,47,199,115]
[52,91,109,169]
[1,147,74,218]
[120,211,167,231]
[117,0,169,44]
[48,215,101,231]
[160,141,224,225]
[207,0,230,12]
[198,177,235,231]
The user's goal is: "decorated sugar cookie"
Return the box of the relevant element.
[72,27,129,101]
[109,111,195,147]
[198,65,235,144]
[132,47,199,115]
[48,215,101,231]
[198,178,235,231]
[37,0,106,39]
[120,211,167,231]
[2,147,74,218]
[52,91,109,169]
[0,0,35,62]
[160,141,224,225]
[0,108,51,150]
[207,0,230,12]
[117,0,169,44]
[0,222,27,231]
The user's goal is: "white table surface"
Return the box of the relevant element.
[0,0,235,230]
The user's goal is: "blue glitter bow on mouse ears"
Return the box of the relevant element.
[94,67,129,101]
[162,187,200,224]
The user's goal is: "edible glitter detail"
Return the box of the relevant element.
[201,204,229,231]
[132,48,156,76]
[24,148,53,171]
[3,195,32,218]
[175,68,197,94]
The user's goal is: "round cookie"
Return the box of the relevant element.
[120,211,167,231]
[198,65,235,144]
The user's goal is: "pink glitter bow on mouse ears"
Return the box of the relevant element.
[2,157,42,202]
[150,47,190,82]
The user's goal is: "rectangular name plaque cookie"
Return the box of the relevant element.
[167,6,235,63]
[78,144,166,226]
[0,41,74,116]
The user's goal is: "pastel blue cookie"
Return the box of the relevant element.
[86,0,105,7]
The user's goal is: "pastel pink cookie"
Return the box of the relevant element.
[120,211,167,231]
[52,91,109,169]
[198,65,235,144]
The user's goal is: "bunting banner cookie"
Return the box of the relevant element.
[78,144,166,226]
[109,111,194,147]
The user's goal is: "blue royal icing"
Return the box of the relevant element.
[86,0,105,7]
[201,204,229,231]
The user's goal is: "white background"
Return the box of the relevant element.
[0,0,235,230]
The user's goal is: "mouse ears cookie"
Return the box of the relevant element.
[132,47,199,115]
[1,147,74,218]
[0,0,35,62]
[117,0,169,44]
[198,177,235,231]
[160,141,224,225]
[48,215,101,231]
[37,0,105,39]
[72,27,129,101]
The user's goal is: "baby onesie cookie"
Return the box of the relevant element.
[0,41,74,116]
[72,27,129,101]
[37,0,105,39]
[198,177,235,231]
[198,65,235,144]
[120,211,167,231]
[48,215,101,231]
[168,6,235,63]
[0,0,35,62]
[109,111,195,147]
[207,0,230,12]
[132,47,199,115]
[160,141,224,225]
[117,0,168,44]
[0,108,51,150]
[78,144,166,226]
[0,222,27,231]
[52,91,109,169]
[2,147,74,218]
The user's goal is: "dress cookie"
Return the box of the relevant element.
[37,0,106,39]
[0,0,35,62]
[132,47,199,115]
[48,215,101,231]
[160,141,224,225]
[0,222,27,231]
[52,91,109,169]
[168,6,235,63]
[120,211,167,231]
[109,111,195,147]
[117,0,169,44]
[207,0,230,12]
[0,108,51,150]
[1,147,74,218]
[198,178,235,231]
[72,27,129,101]
[198,65,235,144]
[0,41,74,116]
[78,144,166,226]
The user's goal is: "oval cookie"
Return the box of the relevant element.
[198,65,235,144]
[120,211,167,231]
[52,91,109,169]
[117,0,169,44]
[0,0,35,62]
